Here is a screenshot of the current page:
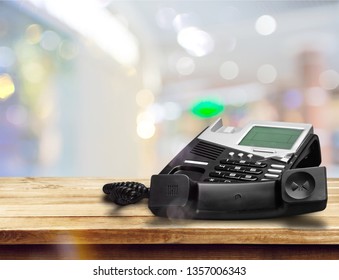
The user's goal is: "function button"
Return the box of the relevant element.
[238,153,244,158]
[209,171,225,178]
[271,164,285,169]
[230,166,246,173]
[225,173,241,180]
[267,168,282,174]
[229,152,235,157]
[264,173,279,179]
[204,178,220,182]
[239,159,248,165]
[240,175,258,181]
[215,164,230,171]
[220,158,235,164]
[245,167,262,175]
[249,161,267,168]
[232,159,249,166]
[220,179,232,183]
[204,178,232,183]
[247,154,253,159]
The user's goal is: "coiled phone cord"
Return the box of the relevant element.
[103,181,149,205]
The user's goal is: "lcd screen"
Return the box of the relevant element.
[239,126,303,149]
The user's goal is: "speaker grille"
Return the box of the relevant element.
[167,184,179,196]
[191,141,225,160]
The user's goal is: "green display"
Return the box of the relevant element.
[239,126,303,149]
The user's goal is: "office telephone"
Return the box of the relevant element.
[103,119,327,219]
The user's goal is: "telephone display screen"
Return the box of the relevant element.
[239,126,303,149]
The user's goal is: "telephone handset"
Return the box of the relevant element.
[103,119,327,219]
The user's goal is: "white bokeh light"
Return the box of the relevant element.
[177,27,214,57]
[257,64,277,84]
[219,61,239,80]
[319,69,339,90]
[136,89,155,108]
[176,56,195,75]
[136,111,156,139]
[255,15,277,36]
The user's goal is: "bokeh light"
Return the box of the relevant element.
[58,40,79,60]
[283,89,303,109]
[255,15,277,36]
[25,24,43,44]
[22,62,45,83]
[137,121,156,140]
[149,103,166,123]
[163,102,182,120]
[137,111,156,139]
[40,30,61,51]
[176,56,195,75]
[177,27,214,57]
[191,99,224,118]
[257,64,277,84]
[0,73,15,100]
[319,69,339,90]
[136,89,155,108]
[219,61,239,80]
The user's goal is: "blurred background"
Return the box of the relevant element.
[0,0,339,178]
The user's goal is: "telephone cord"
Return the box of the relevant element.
[103,181,149,205]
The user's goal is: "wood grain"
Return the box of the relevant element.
[0,177,338,246]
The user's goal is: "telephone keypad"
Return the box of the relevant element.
[207,150,285,183]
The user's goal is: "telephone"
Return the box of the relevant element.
[103,119,327,219]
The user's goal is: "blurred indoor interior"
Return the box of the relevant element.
[0,0,339,178]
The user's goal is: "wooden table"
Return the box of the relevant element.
[0,177,339,260]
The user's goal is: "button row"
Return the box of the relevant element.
[260,164,285,180]
[215,164,262,175]
[204,178,232,183]
[220,158,267,168]
[209,171,258,181]
[229,151,254,159]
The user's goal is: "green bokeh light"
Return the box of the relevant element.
[190,99,224,118]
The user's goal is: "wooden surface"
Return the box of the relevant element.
[0,177,339,259]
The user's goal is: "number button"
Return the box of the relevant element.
[226,173,241,180]
[246,167,262,175]
[240,175,258,181]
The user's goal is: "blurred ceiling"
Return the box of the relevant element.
[8,0,339,99]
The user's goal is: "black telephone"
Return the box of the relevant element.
[103,119,327,219]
